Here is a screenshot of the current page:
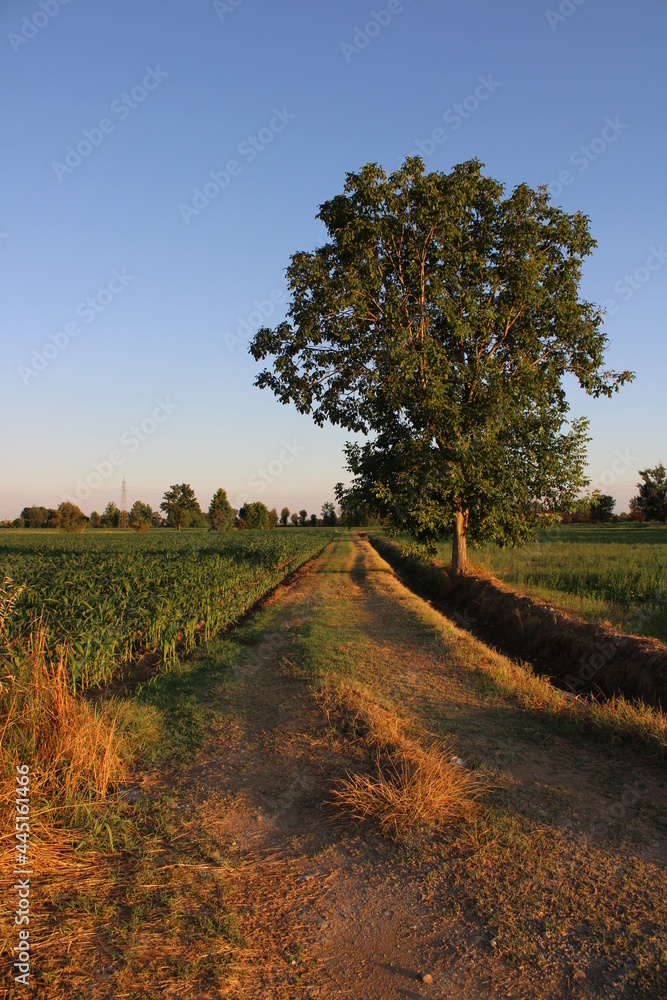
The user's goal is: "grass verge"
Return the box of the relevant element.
[367,534,667,756]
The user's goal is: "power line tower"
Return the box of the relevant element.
[119,478,129,528]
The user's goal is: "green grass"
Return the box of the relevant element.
[433,524,667,642]
[0,527,334,688]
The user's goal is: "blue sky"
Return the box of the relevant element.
[1,0,665,518]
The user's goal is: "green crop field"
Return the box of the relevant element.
[438,524,667,642]
[0,528,334,689]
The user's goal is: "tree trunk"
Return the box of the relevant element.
[451,509,468,579]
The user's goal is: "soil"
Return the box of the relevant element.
[154,534,666,999]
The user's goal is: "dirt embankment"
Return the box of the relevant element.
[368,535,667,710]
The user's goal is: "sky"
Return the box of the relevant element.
[1,0,665,519]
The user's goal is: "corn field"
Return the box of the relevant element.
[0,528,334,689]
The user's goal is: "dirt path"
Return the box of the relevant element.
[163,533,667,999]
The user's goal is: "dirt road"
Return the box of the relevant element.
[26,533,666,999]
[166,533,665,1000]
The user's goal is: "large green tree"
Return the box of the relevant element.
[20,505,47,528]
[129,500,154,532]
[589,490,615,523]
[209,488,235,530]
[53,501,87,533]
[100,501,120,528]
[160,484,202,531]
[239,501,270,529]
[250,158,633,575]
[629,464,667,523]
[321,502,337,526]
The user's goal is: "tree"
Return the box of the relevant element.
[209,488,235,530]
[100,502,120,528]
[309,513,318,526]
[298,509,308,526]
[53,501,87,533]
[290,512,299,526]
[321,502,337,526]
[160,484,202,531]
[250,158,633,576]
[629,464,667,523]
[268,507,279,529]
[20,506,47,528]
[239,501,269,529]
[89,511,101,528]
[280,506,291,526]
[334,484,381,527]
[589,490,615,523]
[129,500,154,532]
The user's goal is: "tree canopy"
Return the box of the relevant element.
[589,490,615,523]
[630,464,667,523]
[209,488,235,530]
[53,501,87,533]
[250,157,633,574]
[20,505,49,528]
[129,500,154,531]
[238,501,270,529]
[160,484,202,530]
[321,502,337,526]
[100,502,120,528]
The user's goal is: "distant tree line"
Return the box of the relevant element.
[3,487,341,533]
[558,466,667,524]
[6,465,664,533]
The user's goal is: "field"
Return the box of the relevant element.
[435,524,667,643]
[2,530,666,998]
[0,528,333,689]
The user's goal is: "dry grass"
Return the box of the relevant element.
[0,576,162,994]
[0,576,155,807]
[318,685,483,835]
[1,629,144,803]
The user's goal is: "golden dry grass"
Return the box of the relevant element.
[318,685,483,835]
[0,577,161,991]
[1,629,140,800]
